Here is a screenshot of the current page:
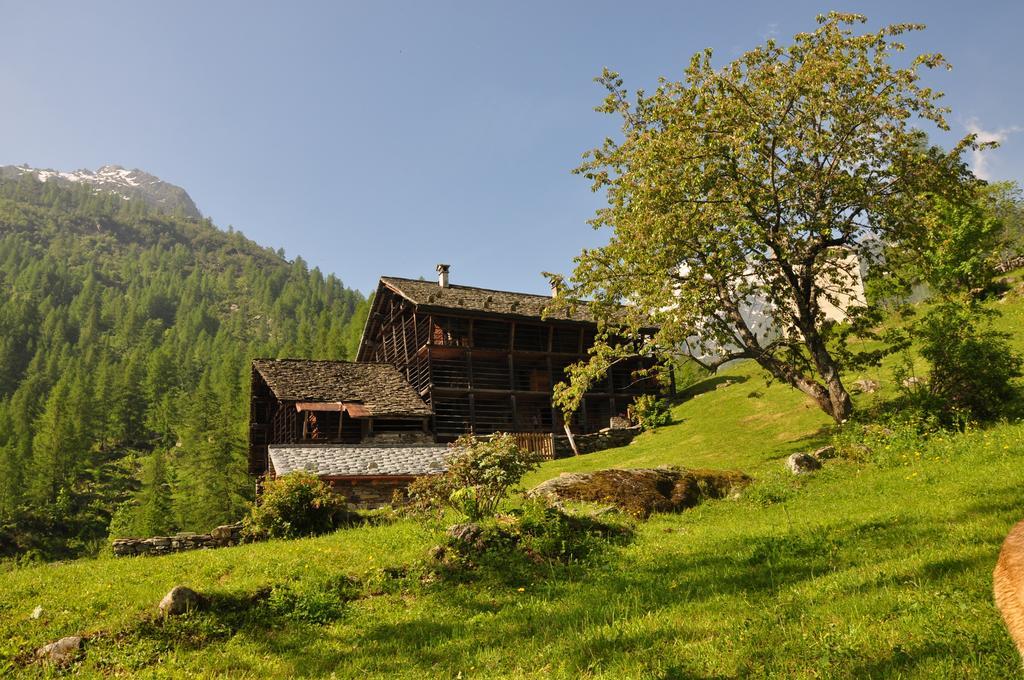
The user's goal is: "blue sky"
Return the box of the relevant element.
[2,1,1021,295]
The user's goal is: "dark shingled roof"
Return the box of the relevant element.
[379,276,598,323]
[252,359,432,417]
[269,445,448,477]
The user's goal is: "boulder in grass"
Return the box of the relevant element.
[527,467,751,519]
[35,636,82,665]
[786,452,822,475]
[158,585,205,617]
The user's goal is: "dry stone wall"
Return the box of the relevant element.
[553,426,642,458]
[112,523,243,557]
[327,479,409,509]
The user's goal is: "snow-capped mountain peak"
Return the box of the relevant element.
[0,164,201,218]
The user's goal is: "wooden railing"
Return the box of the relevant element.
[509,432,555,461]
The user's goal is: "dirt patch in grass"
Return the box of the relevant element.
[527,467,751,518]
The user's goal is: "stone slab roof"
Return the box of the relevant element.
[252,359,432,417]
[379,276,598,323]
[268,445,448,477]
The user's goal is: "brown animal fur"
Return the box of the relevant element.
[995,519,1024,660]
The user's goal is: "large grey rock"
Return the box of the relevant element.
[527,467,751,518]
[786,452,822,475]
[35,636,82,665]
[158,586,205,616]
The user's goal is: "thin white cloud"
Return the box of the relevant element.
[965,118,1022,180]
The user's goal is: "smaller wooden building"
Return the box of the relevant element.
[249,359,435,476]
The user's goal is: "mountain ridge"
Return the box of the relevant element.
[0,163,201,219]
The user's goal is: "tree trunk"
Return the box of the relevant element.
[563,422,581,456]
[802,324,854,423]
[754,353,851,424]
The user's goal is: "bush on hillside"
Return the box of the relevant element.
[406,434,541,521]
[432,502,632,583]
[627,394,672,431]
[914,301,1022,425]
[243,472,357,540]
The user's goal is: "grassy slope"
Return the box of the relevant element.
[525,364,834,488]
[4,275,1024,678]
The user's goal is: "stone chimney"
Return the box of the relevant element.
[436,263,450,288]
[550,283,559,298]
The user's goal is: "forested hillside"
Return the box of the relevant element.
[0,175,369,559]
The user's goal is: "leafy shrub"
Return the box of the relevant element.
[406,434,540,520]
[262,573,358,624]
[243,472,356,540]
[914,301,1022,425]
[831,409,947,468]
[433,503,632,583]
[514,501,630,562]
[627,394,672,431]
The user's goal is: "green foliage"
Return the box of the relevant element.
[552,12,983,425]
[435,503,631,585]
[262,573,358,624]
[889,191,1004,298]
[832,412,945,467]
[627,394,671,431]
[407,434,541,520]
[0,176,369,558]
[914,301,1022,424]
[982,180,1024,261]
[242,472,355,541]
[513,501,631,562]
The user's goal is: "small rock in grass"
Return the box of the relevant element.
[158,585,205,616]
[852,378,880,394]
[786,452,822,475]
[446,523,483,546]
[35,636,82,665]
[813,445,836,460]
[30,605,43,619]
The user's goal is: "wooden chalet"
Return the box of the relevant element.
[249,359,434,476]
[355,265,660,441]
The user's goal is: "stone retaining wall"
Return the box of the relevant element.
[552,426,642,458]
[325,478,409,509]
[112,522,243,557]
[997,255,1024,274]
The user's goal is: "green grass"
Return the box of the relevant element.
[525,363,834,488]
[5,279,1024,677]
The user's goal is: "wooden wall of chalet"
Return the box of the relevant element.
[362,288,656,439]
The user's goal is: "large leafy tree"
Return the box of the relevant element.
[551,13,984,423]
